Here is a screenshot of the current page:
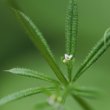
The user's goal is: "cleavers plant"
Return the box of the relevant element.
[0,0,110,110]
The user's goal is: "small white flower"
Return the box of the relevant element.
[65,54,73,60]
[63,54,73,63]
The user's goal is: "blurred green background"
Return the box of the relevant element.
[0,0,110,110]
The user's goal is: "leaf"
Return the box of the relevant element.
[65,0,78,82]
[65,0,78,55]
[0,87,55,106]
[72,86,100,99]
[72,94,93,110]
[73,28,110,82]
[8,0,68,86]
[5,68,60,85]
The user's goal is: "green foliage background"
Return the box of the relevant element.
[0,0,110,110]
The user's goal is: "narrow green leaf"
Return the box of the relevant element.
[65,0,78,82]
[0,87,55,106]
[72,86,100,99]
[72,94,93,110]
[65,0,78,55]
[73,28,110,82]
[5,68,60,84]
[8,0,68,85]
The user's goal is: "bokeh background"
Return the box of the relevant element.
[0,0,110,110]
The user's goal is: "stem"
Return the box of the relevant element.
[67,65,72,81]
[71,94,93,110]
[67,61,74,82]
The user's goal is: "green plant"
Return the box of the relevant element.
[0,0,110,110]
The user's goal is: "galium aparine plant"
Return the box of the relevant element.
[0,0,110,110]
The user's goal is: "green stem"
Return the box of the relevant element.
[67,61,74,82]
[72,94,93,110]
[67,65,72,81]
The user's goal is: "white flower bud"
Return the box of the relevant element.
[63,54,73,63]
